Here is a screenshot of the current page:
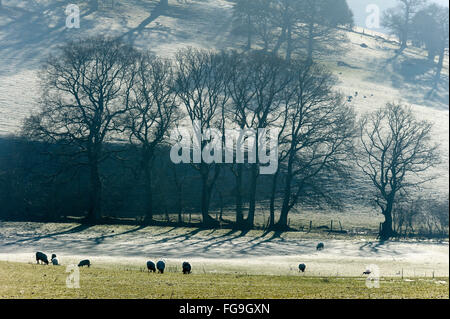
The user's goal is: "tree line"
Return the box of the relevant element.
[231,0,448,89]
[1,36,438,240]
[231,0,354,62]
[382,0,449,87]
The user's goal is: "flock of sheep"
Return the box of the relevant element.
[34,242,375,276]
[36,251,91,268]
[35,251,191,274]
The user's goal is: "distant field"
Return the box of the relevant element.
[0,261,448,299]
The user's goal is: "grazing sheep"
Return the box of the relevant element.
[146,261,156,273]
[51,254,59,266]
[316,242,324,251]
[78,259,90,267]
[36,252,49,265]
[298,263,306,273]
[156,260,165,274]
[182,262,191,274]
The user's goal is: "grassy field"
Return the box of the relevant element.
[0,261,448,299]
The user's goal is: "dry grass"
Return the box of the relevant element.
[0,261,448,299]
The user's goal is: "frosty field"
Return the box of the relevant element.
[0,222,447,278]
[0,221,448,299]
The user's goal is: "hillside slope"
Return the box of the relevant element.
[0,0,448,193]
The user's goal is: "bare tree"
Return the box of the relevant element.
[273,61,355,230]
[232,0,353,62]
[126,53,178,223]
[357,103,440,240]
[296,0,353,63]
[226,51,290,229]
[174,48,230,227]
[23,37,138,222]
[222,51,254,226]
[271,0,298,59]
[411,4,449,90]
[232,0,276,51]
[382,0,427,53]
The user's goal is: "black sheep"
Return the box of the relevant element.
[78,259,90,267]
[182,262,191,274]
[298,263,306,273]
[156,260,165,274]
[147,261,156,272]
[316,242,324,251]
[36,252,49,265]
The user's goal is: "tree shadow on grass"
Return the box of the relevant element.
[2,223,92,247]
[120,2,169,45]
[0,1,96,75]
[91,224,147,245]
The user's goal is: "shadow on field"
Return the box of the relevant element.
[91,225,147,245]
[359,241,386,253]
[2,223,92,247]
[121,1,166,44]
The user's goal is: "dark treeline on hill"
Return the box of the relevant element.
[0,136,352,227]
[0,34,446,239]
[0,136,262,223]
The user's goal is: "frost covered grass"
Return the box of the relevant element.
[0,222,448,278]
[0,260,447,299]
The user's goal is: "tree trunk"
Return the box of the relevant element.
[143,163,153,223]
[276,153,294,230]
[427,50,436,63]
[269,170,279,228]
[200,169,210,223]
[200,164,219,227]
[400,6,410,52]
[273,26,287,55]
[433,50,444,88]
[140,149,154,223]
[399,34,407,52]
[87,158,102,222]
[235,163,244,227]
[380,200,395,240]
[245,163,258,229]
[172,166,183,224]
[276,175,292,229]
